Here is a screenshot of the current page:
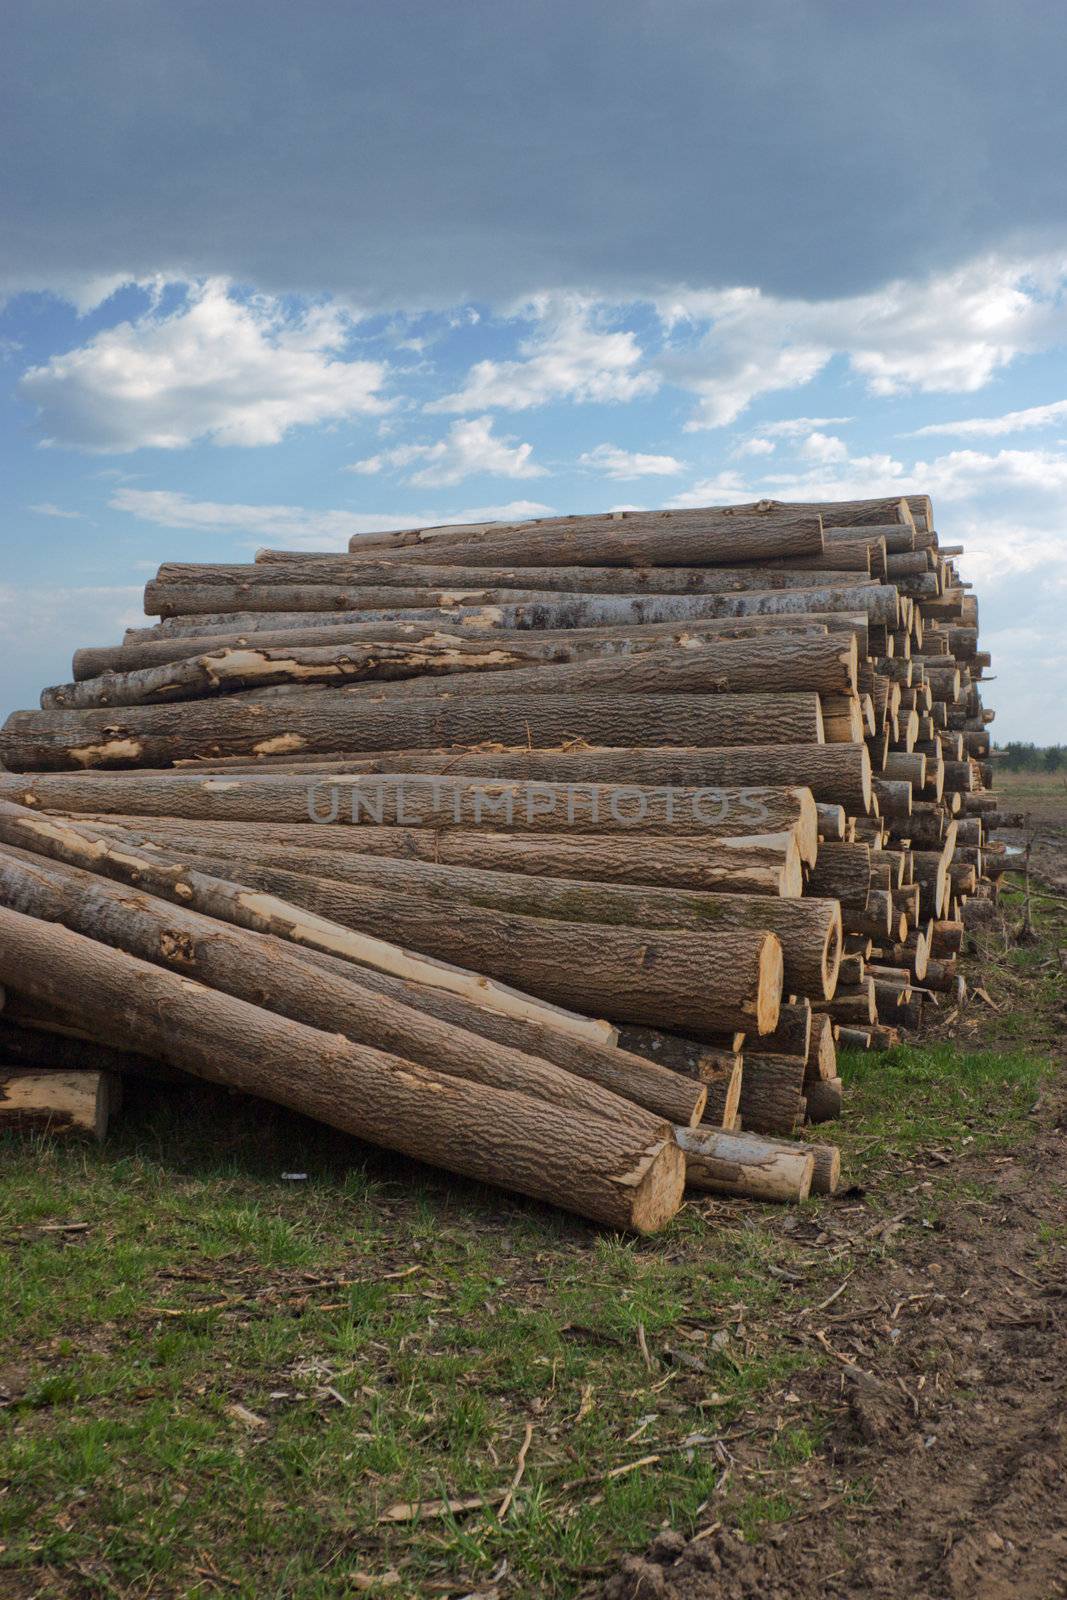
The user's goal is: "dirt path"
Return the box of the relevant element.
[605,859,1067,1600]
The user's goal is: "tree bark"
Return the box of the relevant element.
[343,506,827,564]
[49,632,856,711]
[807,842,873,908]
[0,1013,186,1082]
[0,904,684,1233]
[0,691,826,771]
[78,816,807,898]
[804,1077,843,1124]
[737,1055,806,1135]
[140,583,898,630]
[161,557,873,594]
[0,843,688,1132]
[675,1125,813,1202]
[108,846,785,1035]
[122,838,839,999]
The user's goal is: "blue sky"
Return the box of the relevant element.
[3,3,1067,739]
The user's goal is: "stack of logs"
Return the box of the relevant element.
[0,494,1004,1230]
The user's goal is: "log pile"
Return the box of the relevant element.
[0,494,1001,1228]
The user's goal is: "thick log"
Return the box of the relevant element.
[0,691,826,771]
[804,1077,843,1124]
[343,506,827,564]
[0,905,685,1233]
[806,842,872,908]
[805,1139,842,1195]
[80,817,807,898]
[161,557,872,594]
[0,844,687,1132]
[806,1013,838,1082]
[737,1055,806,1136]
[675,1126,813,1202]
[118,743,867,816]
[313,633,859,704]
[930,919,965,957]
[814,980,877,1025]
[0,1014,184,1082]
[76,611,868,680]
[126,841,840,1000]
[777,497,912,528]
[105,848,784,1034]
[0,801,612,1044]
[47,632,857,711]
[139,583,899,630]
[0,1069,118,1139]
[841,892,902,942]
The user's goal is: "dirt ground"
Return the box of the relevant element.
[604,793,1067,1600]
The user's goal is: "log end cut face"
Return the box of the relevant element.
[625,1136,687,1234]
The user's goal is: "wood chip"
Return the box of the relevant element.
[377,1494,496,1524]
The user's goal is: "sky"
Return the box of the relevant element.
[2,2,1067,739]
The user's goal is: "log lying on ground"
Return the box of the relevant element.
[0,691,826,771]
[804,1077,844,1124]
[0,1069,118,1140]
[45,633,859,713]
[675,1125,814,1203]
[0,801,612,1044]
[0,844,696,1130]
[0,905,685,1232]
[344,506,827,565]
[84,817,807,898]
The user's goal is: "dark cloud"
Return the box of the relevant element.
[3,0,1067,307]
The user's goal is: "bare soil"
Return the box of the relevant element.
[604,830,1067,1600]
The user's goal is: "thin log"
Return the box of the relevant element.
[675,1126,813,1202]
[0,1069,118,1139]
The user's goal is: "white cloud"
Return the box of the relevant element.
[756,416,853,438]
[733,437,777,457]
[27,502,89,520]
[19,279,390,451]
[907,398,1067,438]
[655,255,1067,428]
[110,488,554,550]
[577,443,685,478]
[346,415,545,487]
[428,295,659,413]
[797,431,849,463]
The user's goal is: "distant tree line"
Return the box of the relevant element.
[994,742,1066,772]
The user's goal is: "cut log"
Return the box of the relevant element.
[0,801,612,1045]
[140,582,896,630]
[675,1126,813,1202]
[159,557,874,594]
[0,691,826,771]
[131,843,839,1000]
[807,843,873,908]
[804,1077,843,1124]
[737,1055,806,1136]
[83,817,807,898]
[0,1013,185,1082]
[0,843,691,1131]
[806,1013,838,1082]
[344,506,827,564]
[47,632,857,711]
[0,1069,119,1139]
[0,905,685,1232]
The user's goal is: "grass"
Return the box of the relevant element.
[0,874,1061,1599]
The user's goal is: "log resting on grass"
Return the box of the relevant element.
[0,905,685,1233]
[0,1069,118,1140]
[78,817,807,899]
[0,844,691,1131]
[0,691,826,771]
[0,801,612,1045]
[675,1126,813,1203]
